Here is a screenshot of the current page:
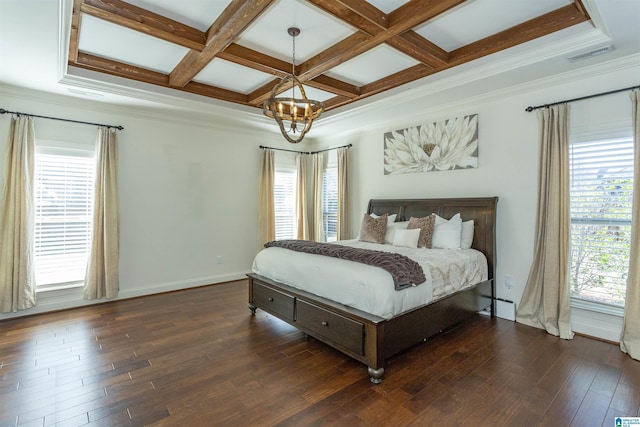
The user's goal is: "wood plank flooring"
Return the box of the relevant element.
[1,280,639,426]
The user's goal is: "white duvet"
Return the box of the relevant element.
[251,239,488,319]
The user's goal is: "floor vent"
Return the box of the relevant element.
[479,299,516,321]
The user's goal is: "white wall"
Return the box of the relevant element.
[0,87,290,319]
[316,56,639,341]
[1,55,638,341]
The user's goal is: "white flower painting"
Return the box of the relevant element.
[384,114,478,175]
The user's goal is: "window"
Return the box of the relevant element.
[274,167,296,240]
[322,166,338,242]
[34,141,95,290]
[569,136,634,307]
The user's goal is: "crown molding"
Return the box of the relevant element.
[0,83,286,142]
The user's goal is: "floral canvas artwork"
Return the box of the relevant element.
[384,114,478,174]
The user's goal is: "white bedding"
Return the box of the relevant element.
[251,239,488,319]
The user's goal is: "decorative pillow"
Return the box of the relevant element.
[385,221,409,244]
[392,228,421,248]
[359,213,387,244]
[432,213,462,249]
[407,215,435,248]
[371,212,397,225]
[460,220,474,249]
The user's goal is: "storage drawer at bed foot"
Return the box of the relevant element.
[251,283,295,321]
[296,300,364,355]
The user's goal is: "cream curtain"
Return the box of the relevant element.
[312,152,324,242]
[295,153,309,240]
[258,149,275,249]
[620,89,640,360]
[0,116,37,312]
[516,104,573,340]
[84,127,119,300]
[336,147,349,240]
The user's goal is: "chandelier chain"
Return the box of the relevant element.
[292,32,296,76]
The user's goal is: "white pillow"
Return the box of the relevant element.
[460,220,474,249]
[385,221,409,244]
[432,213,462,249]
[371,212,397,225]
[392,228,421,248]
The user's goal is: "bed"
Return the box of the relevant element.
[248,197,498,383]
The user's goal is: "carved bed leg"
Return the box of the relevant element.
[368,366,384,384]
[249,304,257,315]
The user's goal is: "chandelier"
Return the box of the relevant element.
[263,27,324,144]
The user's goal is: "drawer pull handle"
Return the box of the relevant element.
[268,297,274,302]
[321,321,328,327]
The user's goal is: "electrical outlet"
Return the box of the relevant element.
[504,275,514,289]
[216,256,223,264]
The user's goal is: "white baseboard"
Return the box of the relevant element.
[0,272,248,320]
[571,306,623,342]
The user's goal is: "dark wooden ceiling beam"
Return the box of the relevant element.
[322,94,353,110]
[387,0,467,29]
[297,0,465,81]
[67,0,592,115]
[246,72,361,107]
[309,75,360,99]
[218,44,361,104]
[169,0,275,88]
[306,0,387,35]
[181,81,249,104]
[72,52,250,105]
[297,31,372,81]
[448,3,590,65]
[332,1,591,107]
[386,32,448,68]
[68,0,83,63]
[360,64,432,96]
[73,51,170,86]
[218,43,291,78]
[247,78,282,106]
[80,0,206,50]
[307,0,450,69]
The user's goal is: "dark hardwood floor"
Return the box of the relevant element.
[1,280,638,426]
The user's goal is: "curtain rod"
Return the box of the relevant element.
[525,84,640,112]
[0,108,124,130]
[259,143,352,155]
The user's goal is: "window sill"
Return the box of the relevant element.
[36,282,84,294]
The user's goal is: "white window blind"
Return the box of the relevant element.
[322,167,338,242]
[34,143,95,289]
[569,136,633,307]
[274,168,296,240]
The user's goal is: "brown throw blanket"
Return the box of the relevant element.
[264,240,426,290]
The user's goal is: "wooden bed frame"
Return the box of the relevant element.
[248,197,498,383]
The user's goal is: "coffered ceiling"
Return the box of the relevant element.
[67,0,591,114]
[1,0,638,138]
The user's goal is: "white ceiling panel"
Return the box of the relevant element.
[125,0,232,32]
[298,85,336,103]
[325,44,420,86]
[194,58,274,94]
[415,0,573,51]
[237,0,355,63]
[78,15,189,73]
[365,0,410,14]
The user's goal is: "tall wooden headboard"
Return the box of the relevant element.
[367,197,498,280]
